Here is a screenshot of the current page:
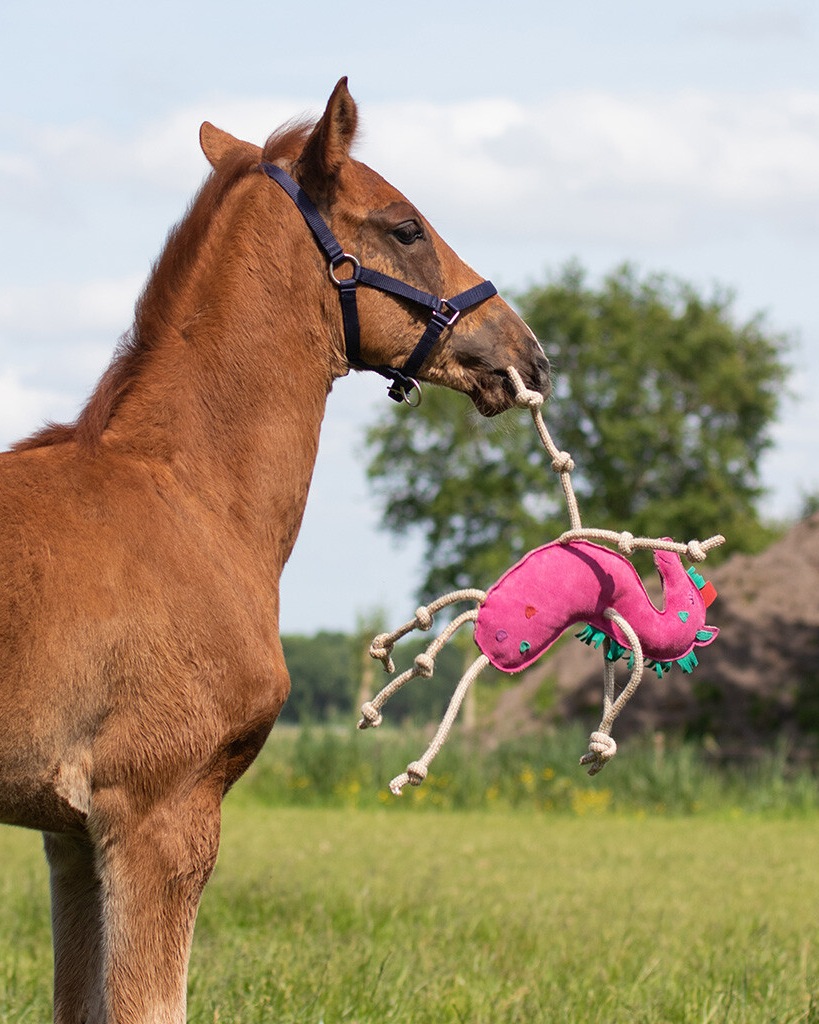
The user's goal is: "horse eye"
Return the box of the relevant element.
[392,220,424,245]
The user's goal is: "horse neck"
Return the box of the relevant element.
[109,178,346,574]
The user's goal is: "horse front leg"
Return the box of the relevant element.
[44,831,105,1024]
[90,781,223,1024]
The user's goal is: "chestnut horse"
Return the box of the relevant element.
[0,79,549,1023]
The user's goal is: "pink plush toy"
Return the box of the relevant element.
[359,369,723,792]
[475,539,718,674]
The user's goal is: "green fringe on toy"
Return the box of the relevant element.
[576,624,608,649]
[675,651,699,674]
[576,623,701,677]
[606,638,629,662]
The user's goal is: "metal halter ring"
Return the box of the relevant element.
[398,378,423,407]
[329,253,361,286]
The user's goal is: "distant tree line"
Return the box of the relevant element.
[279,630,469,724]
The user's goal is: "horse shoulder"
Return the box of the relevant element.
[0,445,288,812]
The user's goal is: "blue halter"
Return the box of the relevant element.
[260,161,497,404]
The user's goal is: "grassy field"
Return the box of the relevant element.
[2,799,819,1023]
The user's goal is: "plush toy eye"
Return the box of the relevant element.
[392,220,424,245]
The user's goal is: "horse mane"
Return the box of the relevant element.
[12,119,315,453]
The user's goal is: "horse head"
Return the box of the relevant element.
[200,78,550,415]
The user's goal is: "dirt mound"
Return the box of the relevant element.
[486,514,819,753]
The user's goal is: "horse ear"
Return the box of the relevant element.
[200,122,261,168]
[294,77,358,201]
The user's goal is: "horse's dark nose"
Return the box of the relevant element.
[503,349,551,408]
[532,351,551,398]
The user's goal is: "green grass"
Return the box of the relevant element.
[2,802,819,1022]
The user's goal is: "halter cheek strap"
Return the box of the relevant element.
[260,161,497,404]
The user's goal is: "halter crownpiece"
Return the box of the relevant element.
[260,162,498,404]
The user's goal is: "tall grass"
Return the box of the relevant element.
[242,723,819,817]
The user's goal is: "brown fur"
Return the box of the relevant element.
[0,78,549,1023]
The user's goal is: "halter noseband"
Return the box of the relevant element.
[260,161,497,404]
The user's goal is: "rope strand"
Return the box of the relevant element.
[389,653,489,794]
[507,366,582,531]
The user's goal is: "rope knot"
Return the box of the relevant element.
[358,702,383,729]
[618,532,636,556]
[414,653,435,678]
[415,606,433,631]
[406,761,428,786]
[551,451,575,473]
[369,634,395,673]
[388,761,429,795]
[514,388,544,410]
[579,731,618,776]
[686,539,707,562]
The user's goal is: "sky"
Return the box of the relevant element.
[1,0,817,634]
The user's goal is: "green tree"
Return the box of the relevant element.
[280,626,467,725]
[798,491,819,520]
[279,631,355,722]
[365,262,790,599]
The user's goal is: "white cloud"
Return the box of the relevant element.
[0,274,142,339]
[5,88,818,246]
[0,369,74,446]
[0,275,137,422]
[356,91,819,246]
[0,97,320,201]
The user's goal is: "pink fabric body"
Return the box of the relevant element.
[474,540,718,673]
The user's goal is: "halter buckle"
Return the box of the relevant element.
[439,300,461,328]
